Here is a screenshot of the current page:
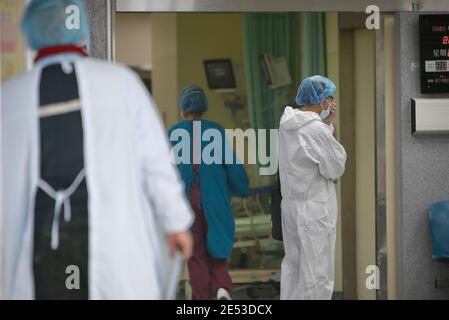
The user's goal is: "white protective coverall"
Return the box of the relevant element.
[1,55,193,299]
[278,106,347,300]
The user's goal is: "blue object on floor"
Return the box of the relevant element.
[429,200,449,261]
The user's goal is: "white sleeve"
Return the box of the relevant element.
[305,122,347,180]
[128,71,193,234]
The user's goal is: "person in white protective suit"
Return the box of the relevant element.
[278,75,347,300]
[1,0,193,299]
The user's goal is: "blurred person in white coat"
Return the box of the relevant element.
[1,0,193,299]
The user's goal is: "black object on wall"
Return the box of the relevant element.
[204,59,236,90]
[419,14,449,94]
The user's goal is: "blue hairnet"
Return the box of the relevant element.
[295,75,336,106]
[21,0,90,51]
[180,85,209,113]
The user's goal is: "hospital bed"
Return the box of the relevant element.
[180,186,283,299]
[234,186,275,247]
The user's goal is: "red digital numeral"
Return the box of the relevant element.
[443,36,449,45]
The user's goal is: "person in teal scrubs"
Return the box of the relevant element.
[168,85,249,300]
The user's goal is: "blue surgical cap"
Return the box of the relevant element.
[21,0,90,51]
[180,85,209,113]
[295,75,336,106]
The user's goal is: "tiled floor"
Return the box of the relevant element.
[178,281,344,300]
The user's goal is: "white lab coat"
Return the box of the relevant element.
[1,56,193,299]
[278,106,346,300]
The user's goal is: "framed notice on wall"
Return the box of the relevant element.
[420,14,449,94]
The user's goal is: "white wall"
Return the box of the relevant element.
[115,13,152,68]
[150,13,179,127]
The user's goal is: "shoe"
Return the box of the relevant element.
[216,288,232,300]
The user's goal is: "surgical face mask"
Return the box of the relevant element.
[320,103,330,120]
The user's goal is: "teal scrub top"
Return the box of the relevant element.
[168,119,249,259]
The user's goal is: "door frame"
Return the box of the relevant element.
[107,2,397,300]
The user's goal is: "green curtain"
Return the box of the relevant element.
[243,13,297,132]
[243,13,326,183]
[243,13,296,184]
[300,12,326,79]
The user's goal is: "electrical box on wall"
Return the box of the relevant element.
[411,98,449,134]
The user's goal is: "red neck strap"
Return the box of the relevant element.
[34,45,88,63]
